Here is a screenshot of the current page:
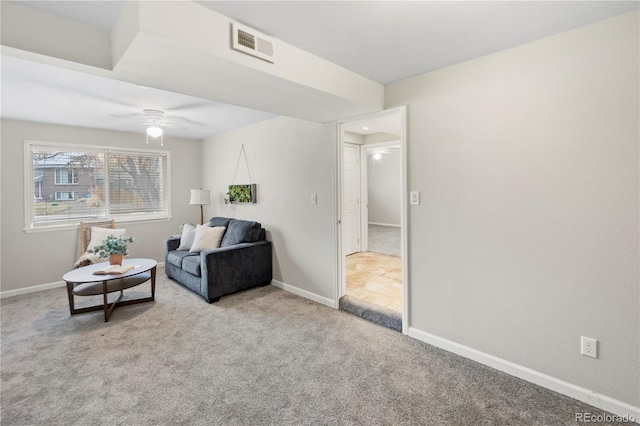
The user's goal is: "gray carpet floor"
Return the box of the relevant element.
[1,271,616,425]
[368,224,401,257]
[339,295,401,332]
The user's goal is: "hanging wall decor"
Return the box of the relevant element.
[227,184,257,204]
[225,144,257,204]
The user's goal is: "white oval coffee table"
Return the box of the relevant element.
[63,258,157,322]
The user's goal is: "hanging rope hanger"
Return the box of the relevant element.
[231,144,253,184]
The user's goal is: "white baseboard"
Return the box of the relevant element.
[408,327,640,422]
[368,222,401,228]
[270,279,336,308]
[1,262,166,300]
[0,280,66,299]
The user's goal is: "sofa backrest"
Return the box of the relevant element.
[209,217,232,228]
[210,217,265,247]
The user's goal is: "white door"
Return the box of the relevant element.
[344,143,361,256]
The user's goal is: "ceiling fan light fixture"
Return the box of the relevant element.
[147,126,163,138]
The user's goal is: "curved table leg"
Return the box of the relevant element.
[66,265,156,322]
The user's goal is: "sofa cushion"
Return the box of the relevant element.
[182,255,202,277]
[220,220,261,247]
[190,225,226,253]
[178,223,208,251]
[209,217,232,228]
[167,250,193,268]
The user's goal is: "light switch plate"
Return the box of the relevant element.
[311,193,317,205]
[410,191,420,206]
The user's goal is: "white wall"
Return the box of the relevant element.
[201,116,336,304]
[386,12,639,407]
[0,120,202,293]
[367,149,401,226]
[1,2,112,70]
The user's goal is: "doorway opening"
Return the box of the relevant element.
[337,107,408,333]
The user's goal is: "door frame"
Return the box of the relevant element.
[335,105,409,334]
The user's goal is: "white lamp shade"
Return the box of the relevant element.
[189,189,211,205]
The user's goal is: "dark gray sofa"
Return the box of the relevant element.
[165,217,272,303]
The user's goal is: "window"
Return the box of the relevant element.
[54,168,77,184]
[25,141,170,229]
[55,191,78,201]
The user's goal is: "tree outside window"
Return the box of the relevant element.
[26,142,170,228]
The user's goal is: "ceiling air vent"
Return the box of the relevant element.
[231,22,275,63]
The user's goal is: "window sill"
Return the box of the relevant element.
[23,215,172,233]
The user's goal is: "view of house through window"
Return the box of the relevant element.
[27,142,169,227]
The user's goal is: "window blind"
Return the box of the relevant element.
[107,150,168,215]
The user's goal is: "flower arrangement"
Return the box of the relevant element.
[88,235,135,257]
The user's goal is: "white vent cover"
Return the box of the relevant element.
[231,22,275,63]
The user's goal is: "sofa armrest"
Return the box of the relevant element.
[200,240,272,300]
[165,237,181,254]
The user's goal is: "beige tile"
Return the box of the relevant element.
[346,287,370,299]
[363,281,387,292]
[375,285,402,298]
[346,251,403,311]
[388,301,403,312]
[363,292,393,307]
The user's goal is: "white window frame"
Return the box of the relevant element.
[24,140,172,232]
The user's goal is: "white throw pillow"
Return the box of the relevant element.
[189,225,226,253]
[178,223,196,250]
[86,227,126,252]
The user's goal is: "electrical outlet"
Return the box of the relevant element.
[580,336,598,359]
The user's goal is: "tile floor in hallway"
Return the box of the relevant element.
[346,251,402,312]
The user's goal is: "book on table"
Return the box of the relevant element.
[93,264,135,275]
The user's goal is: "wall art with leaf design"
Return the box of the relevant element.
[225,184,256,204]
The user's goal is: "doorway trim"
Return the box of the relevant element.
[335,105,409,334]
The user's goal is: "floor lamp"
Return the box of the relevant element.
[190,189,211,225]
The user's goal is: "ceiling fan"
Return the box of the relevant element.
[111,109,190,146]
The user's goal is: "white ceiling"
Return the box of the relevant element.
[342,113,402,136]
[3,1,639,138]
[12,0,126,30]
[1,55,277,139]
[201,1,640,85]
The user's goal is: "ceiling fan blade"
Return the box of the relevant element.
[110,109,197,131]
[109,114,145,122]
[162,123,189,130]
